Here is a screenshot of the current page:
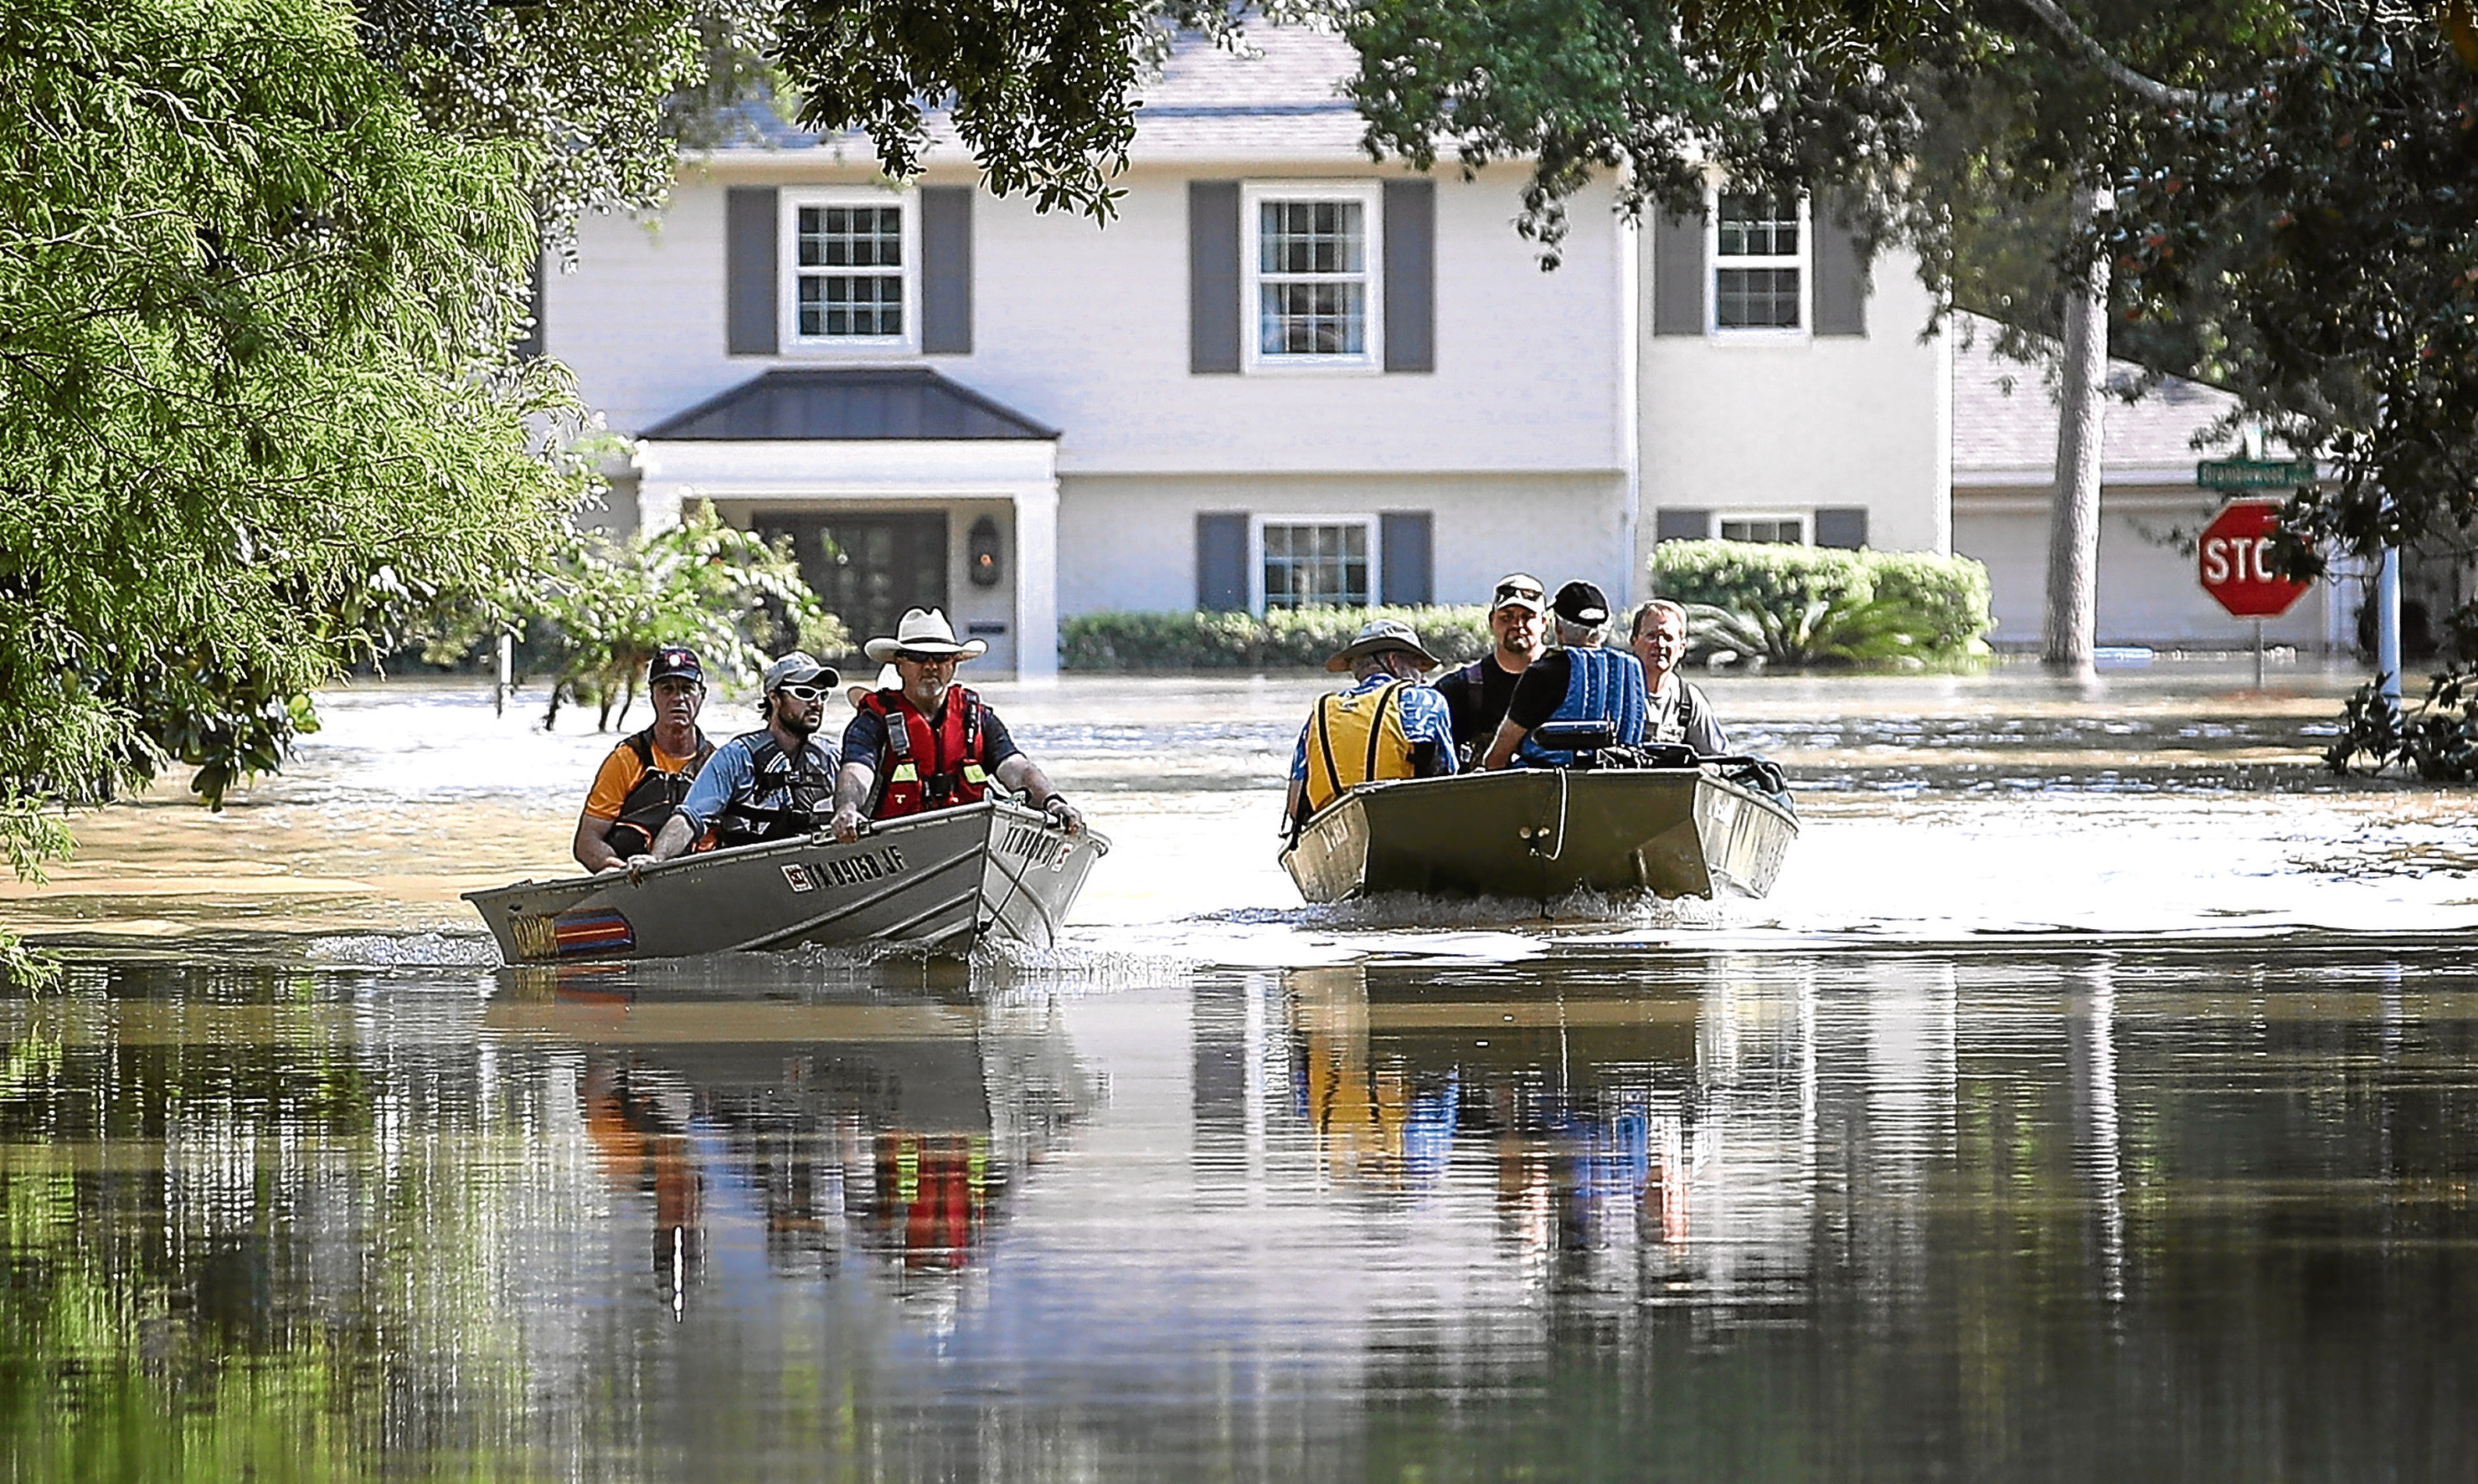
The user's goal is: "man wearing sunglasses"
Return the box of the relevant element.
[635,651,843,866]
[830,607,1083,843]
[1434,572,1549,764]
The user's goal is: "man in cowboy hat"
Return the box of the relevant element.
[573,645,716,871]
[1479,580,1651,770]
[829,607,1083,842]
[634,650,843,865]
[1434,572,1548,762]
[1283,618,1459,838]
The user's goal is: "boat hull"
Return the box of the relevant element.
[464,799,1108,963]
[1279,768,1796,905]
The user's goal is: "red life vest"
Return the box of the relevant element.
[860,686,994,819]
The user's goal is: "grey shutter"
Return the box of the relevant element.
[920,186,973,353]
[1189,182,1241,374]
[513,253,544,359]
[1379,512,1433,605]
[1197,512,1248,610]
[1652,209,1706,336]
[1815,507,1869,548]
[1813,192,1869,338]
[1383,179,1436,372]
[726,187,778,355]
[1655,507,1712,542]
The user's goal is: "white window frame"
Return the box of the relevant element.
[1241,181,1385,376]
[1249,513,1382,614]
[1707,190,1811,340]
[780,187,920,355]
[1716,510,1812,545]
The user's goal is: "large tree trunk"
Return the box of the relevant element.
[2043,185,2111,674]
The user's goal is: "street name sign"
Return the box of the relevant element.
[2196,457,2316,492]
[2199,499,2313,619]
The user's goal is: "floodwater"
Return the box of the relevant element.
[5,662,2477,1478]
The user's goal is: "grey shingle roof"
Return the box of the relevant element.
[707,24,1369,164]
[1951,310,2248,481]
[640,368,1059,441]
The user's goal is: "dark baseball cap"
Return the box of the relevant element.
[1551,581,1611,626]
[648,646,704,684]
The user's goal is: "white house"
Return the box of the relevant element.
[1949,313,2351,652]
[539,26,1953,675]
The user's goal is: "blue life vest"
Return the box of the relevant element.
[1517,647,1649,766]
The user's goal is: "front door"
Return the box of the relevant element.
[753,511,948,663]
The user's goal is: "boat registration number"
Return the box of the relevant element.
[782,846,907,894]
[998,822,1076,873]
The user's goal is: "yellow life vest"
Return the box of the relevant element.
[1303,680,1416,816]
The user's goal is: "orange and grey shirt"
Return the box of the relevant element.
[583,728,714,856]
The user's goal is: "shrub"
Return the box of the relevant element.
[1649,540,1993,668]
[1062,606,1495,671]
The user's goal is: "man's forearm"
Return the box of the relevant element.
[1480,718,1526,771]
[993,754,1055,804]
[644,811,697,862]
[833,761,874,818]
[573,816,623,872]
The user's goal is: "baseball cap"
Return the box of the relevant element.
[1489,573,1547,614]
[1551,581,1611,626]
[759,651,840,693]
[648,645,704,685]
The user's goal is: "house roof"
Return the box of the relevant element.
[712,24,1370,164]
[1951,310,2250,482]
[639,367,1059,441]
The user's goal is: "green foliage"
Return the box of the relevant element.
[1062,607,1495,671]
[433,505,847,731]
[1650,540,1993,669]
[2324,671,2478,781]
[0,0,591,979]
[358,0,767,247]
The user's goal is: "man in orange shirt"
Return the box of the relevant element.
[572,646,716,871]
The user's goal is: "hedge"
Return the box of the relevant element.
[1649,540,1994,663]
[1061,606,1496,671]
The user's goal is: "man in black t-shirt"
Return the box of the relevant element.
[1434,572,1547,762]
[1481,580,1651,770]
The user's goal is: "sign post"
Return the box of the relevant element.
[2198,498,2313,685]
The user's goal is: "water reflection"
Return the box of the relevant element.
[7,947,2478,1477]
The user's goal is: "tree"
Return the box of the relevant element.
[0,0,582,913]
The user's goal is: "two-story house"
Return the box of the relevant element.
[541,26,1951,676]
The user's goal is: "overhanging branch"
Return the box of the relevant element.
[2015,0,2248,113]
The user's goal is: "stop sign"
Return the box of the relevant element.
[2198,500,2312,619]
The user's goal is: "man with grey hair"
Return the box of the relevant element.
[1480,581,1650,770]
[1628,599,1730,755]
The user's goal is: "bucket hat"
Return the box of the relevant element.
[862,607,990,663]
[1325,618,1442,674]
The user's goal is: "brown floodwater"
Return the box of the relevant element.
[3,661,2476,1478]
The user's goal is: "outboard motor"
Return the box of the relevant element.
[1526,721,1617,766]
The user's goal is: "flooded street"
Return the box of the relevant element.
[5,665,2477,1477]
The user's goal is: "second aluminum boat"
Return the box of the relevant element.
[1279,761,1796,906]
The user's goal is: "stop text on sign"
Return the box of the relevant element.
[2197,499,2313,619]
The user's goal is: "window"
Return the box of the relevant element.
[1719,513,1807,545]
[1711,193,1806,333]
[1253,515,1379,610]
[783,191,917,350]
[1243,183,1383,372]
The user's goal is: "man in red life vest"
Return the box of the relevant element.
[572,645,715,871]
[828,608,1085,843]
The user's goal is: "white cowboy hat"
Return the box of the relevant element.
[862,607,989,662]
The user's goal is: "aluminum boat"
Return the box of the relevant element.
[1279,764,1796,906]
[465,799,1108,963]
